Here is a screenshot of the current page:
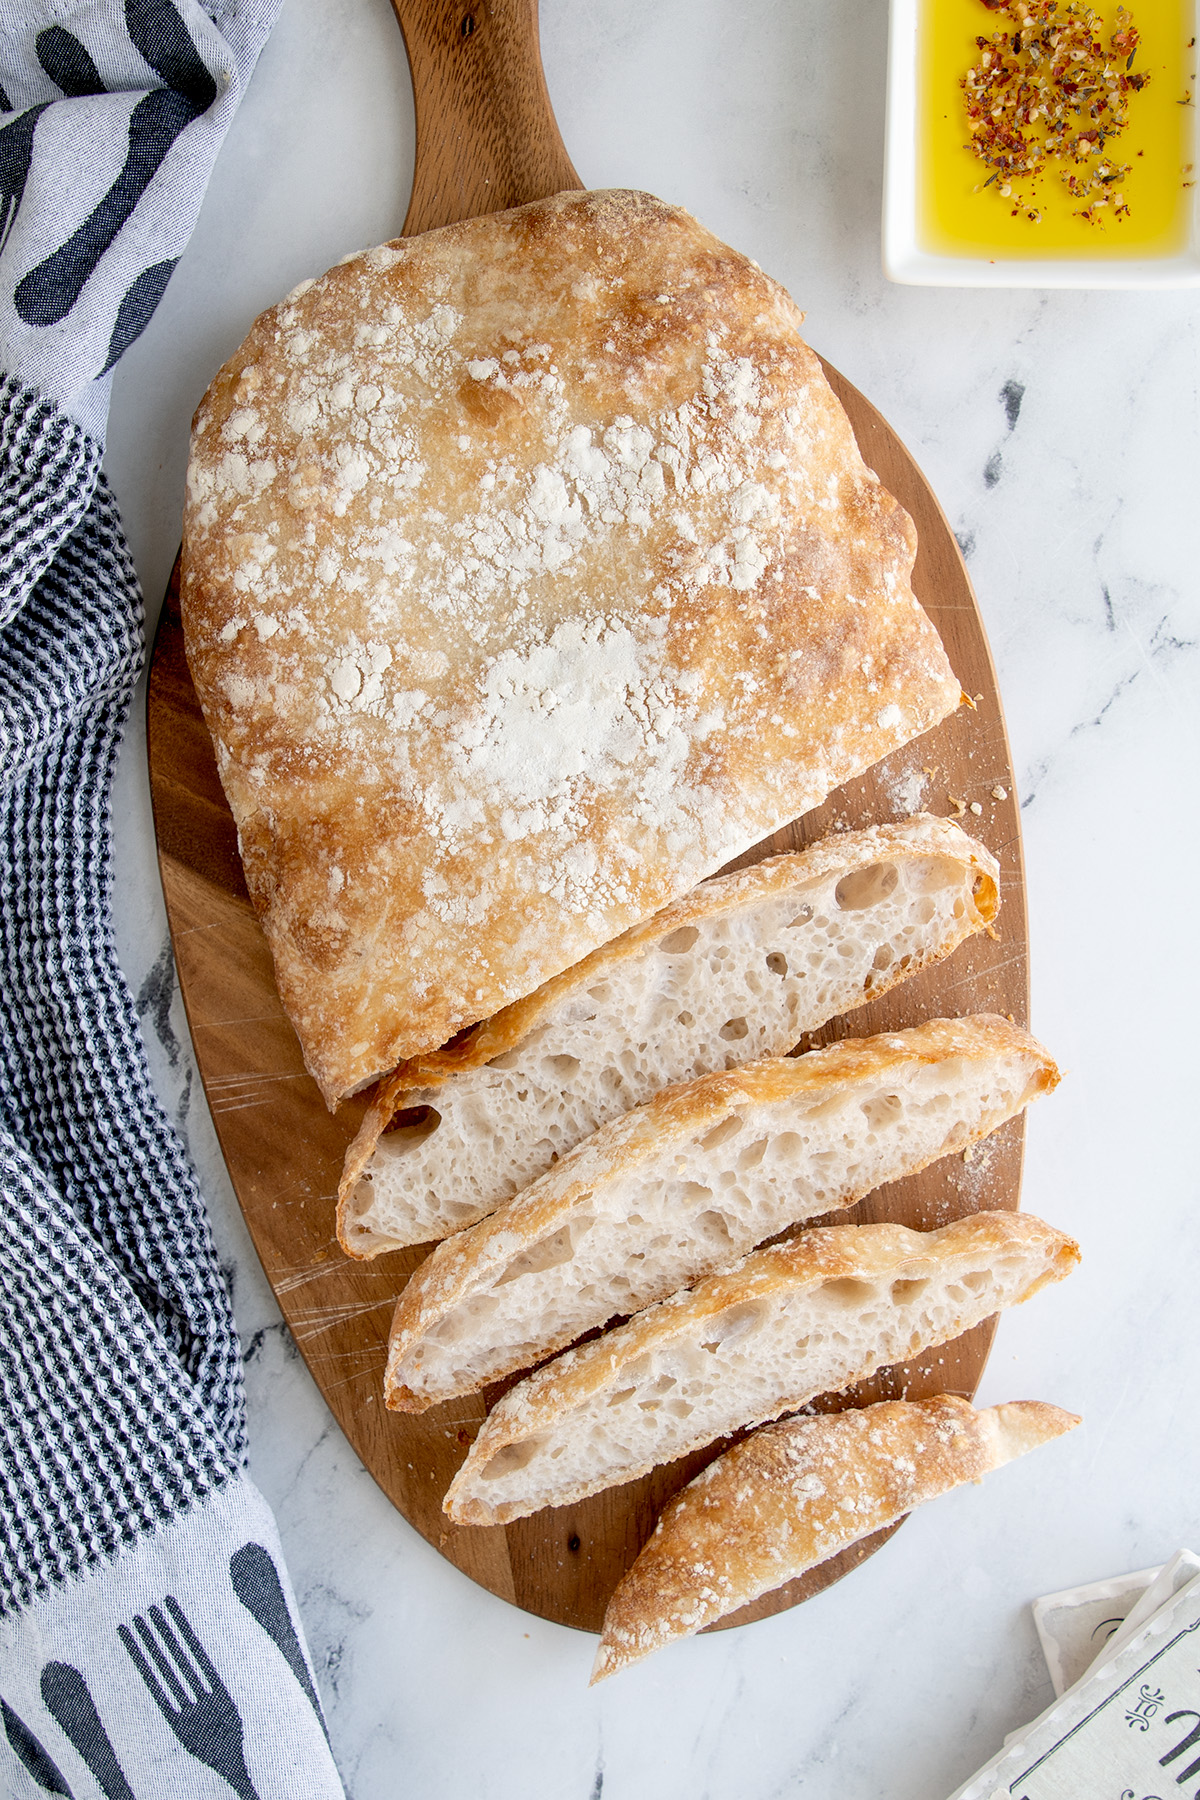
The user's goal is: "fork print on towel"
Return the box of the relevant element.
[119,1595,261,1800]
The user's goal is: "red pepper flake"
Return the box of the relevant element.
[962,1,1150,223]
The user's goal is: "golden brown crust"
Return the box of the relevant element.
[441,1210,1079,1523]
[591,1397,1080,1678]
[387,815,999,1084]
[384,1013,1055,1409]
[338,813,999,1225]
[182,189,960,1104]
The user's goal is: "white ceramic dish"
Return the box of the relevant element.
[884,0,1200,287]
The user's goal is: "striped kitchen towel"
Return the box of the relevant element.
[0,4,346,1795]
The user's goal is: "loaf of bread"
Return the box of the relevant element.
[341,815,1000,1257]
[386,1014,1055,1410]
[443,1210,1078,1524]
[182,189,960,1105]
[591,1395,1080,1679]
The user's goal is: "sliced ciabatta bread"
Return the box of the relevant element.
[386,1014,1057,1411]
[339,815,999,1257]
[591,1396,1080,1680]
[442,1211,1078,1525]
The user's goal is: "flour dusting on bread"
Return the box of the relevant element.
[592,1396,1080,1678]
[182,190,960,1103]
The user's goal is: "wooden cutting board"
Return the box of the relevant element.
[145,0,1028,1634]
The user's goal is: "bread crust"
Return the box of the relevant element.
[182,189,960,1104]
[442,1210,1079,1524]
[339,812,1000,1228]
[591,1396,1080,1679]
[385,1013,1056,1409]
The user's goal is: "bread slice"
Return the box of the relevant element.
[591,1396,1080,1679]
[340,815,999,1257]
[386,1014,1056,1410]
[442,1210,1078,1525]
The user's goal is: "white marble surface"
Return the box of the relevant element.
[102,1,1200,1794]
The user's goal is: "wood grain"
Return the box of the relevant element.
[390,0,581,234]
[145,0,1029,1635]
[147,359,1027,1632]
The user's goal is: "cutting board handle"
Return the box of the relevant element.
[388,0,582,234]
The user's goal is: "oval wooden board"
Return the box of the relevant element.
[147,0,1027,1638]
[146,357,1027,1635]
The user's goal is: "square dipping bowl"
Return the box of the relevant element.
[884,0,1200,286]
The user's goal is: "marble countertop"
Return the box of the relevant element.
[102,1,1200,1794]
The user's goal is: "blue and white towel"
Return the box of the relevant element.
[0,4,347,1794]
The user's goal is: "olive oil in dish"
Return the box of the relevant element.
[919,0,1194,258]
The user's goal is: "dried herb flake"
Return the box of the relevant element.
[962,1,1150,223]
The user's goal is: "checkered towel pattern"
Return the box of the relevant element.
[0,5,347,1794]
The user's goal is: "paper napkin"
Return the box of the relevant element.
[950,1551,1200,1798]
